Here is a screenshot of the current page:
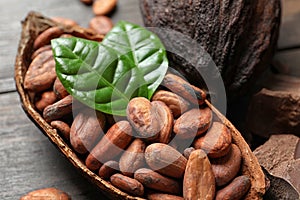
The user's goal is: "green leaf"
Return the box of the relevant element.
[51,21,168,116]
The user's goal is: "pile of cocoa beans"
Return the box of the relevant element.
[24,20,251,200]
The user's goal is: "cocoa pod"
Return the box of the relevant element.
[183,149,215,200]
[134,168,181,195]
[70,109,106,154]
[151,101,173,144]
[147,193,183,200]
[193,121,232,158]
[110,173,144,197]
[20,188,71,200]
[89,16,113,35]
[53,78,69,99]
[50,120,71,140]
[43,95,73,122]
[140,0,281,100]
[93,0,117,16]
[31,45,52,60]
[145,143,187,178]
[119,139,146,177]
[24,50,56,92]
[151,90,190,117]
[35,91,57,112]
[51,17,78,27]
[85,120,132,171]
[33,26,64,49]
[211,144,242,186]
[174,107,212,139]
[98,160,119,180]
[126,97,161,142]
[215,175,251,200]
[162,73,206,105]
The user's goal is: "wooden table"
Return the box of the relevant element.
[0,0,298,199]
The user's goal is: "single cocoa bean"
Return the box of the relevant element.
[119,139,146,177]
[211,144,242,186]
[183,147,195,159]
[151,90,190,118]
[93,0,117,16]
[24,50,56,92]
[85,120,132,171]
[98,160,119,180]
[33,27,64,49]
[147,193,184,200]
[145,143,187,178]
[20,188,71,200]
[215,175,251,200]
[89,16,113,35]
[183,149,215,200]
[43,95,73,122]
[35,91,57,112]
[51,120,71,140]
[162,73,206,105]
[174,107,212,139]
[70,109,106,154]
[134,168,181,195]
[126,97,161,142]
[53,78,69,99]
[151,101,173,144]
[193,121,232,158]
[31,45,52,60]
[51,17,78,27]
[110,173,144,197]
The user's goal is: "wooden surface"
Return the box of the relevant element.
[0,0,299,199]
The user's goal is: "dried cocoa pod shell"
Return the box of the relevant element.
[15,12,266,200]
[140,0,281,100]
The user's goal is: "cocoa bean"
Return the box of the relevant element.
[24,50,56,92]
[145,143,187,178]
[20,188,71,200]
[215,175,251,200]
[147,193,183,200]
[151,101,173,144]
[35,91,57,112]
[85,121,132,171]
[31,45,52,60]
[151,90,190,117]
[70,109,106,154]
[162,73,206,105]
[80,0,93,5]
[53,78,69,99]
[98,160,119,180]
[33,27,64,49]
[50,120,71,140]
[183,149,215,200]
[89,16,113,35]
[211,144,242,186]
[183,147,195,159]
[110,173,144,197]
[174,107,212,139]
[193,121,232,158]
[93,0,117,16]
[126,97,161,142]
[134,168,181,195]
[119,139,146,177]
[43,95,73,122]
